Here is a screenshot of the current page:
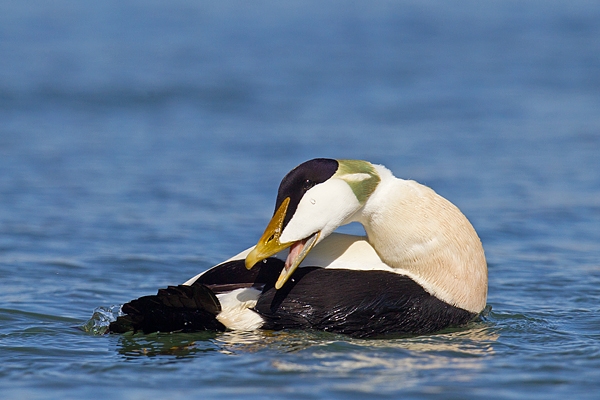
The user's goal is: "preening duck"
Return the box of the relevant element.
[109,159,487,337]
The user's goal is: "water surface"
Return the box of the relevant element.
[1,1,599,398]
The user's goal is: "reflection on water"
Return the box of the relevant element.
[109,320,498,390]
[211,323,498,355]
[115,331,221,358]
[106,323,499,395]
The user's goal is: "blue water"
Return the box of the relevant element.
[1,1,600,398]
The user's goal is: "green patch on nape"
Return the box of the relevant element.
[334,160,381,203]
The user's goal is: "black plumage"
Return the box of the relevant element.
[109,259,476,337]
[255,267,476,338]
[108,284,225,334]
[108,258,284,334]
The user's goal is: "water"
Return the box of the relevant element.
[1,1,599,398]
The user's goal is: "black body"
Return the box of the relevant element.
[109,259,476,337]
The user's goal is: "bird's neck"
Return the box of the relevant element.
[355,167,488,313]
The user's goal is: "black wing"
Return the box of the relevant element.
[108,258,284,334]
[254,268,477,338]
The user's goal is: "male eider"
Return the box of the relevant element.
[109,159,487,337]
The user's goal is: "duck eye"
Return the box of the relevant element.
[302,179,315,191]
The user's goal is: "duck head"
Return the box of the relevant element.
[245,158,381,289]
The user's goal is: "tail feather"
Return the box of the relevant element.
[109,283,226,334]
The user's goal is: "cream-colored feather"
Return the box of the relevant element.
[354,164,487,313]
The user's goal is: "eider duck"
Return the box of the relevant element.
[109,158,487,337]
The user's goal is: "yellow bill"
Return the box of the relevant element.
[245,197,320,289]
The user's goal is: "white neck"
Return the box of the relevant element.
[355,165,488,313]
